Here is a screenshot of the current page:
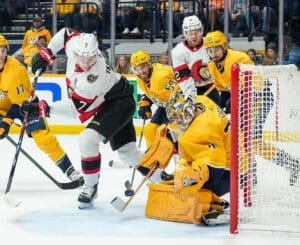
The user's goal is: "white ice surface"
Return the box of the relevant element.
[1,135,300,244]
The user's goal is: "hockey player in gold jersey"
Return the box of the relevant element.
[204,30,254,113]
[130,50,181,148]
[145,92,230,225]
[0,34,83,185]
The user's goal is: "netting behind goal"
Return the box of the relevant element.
[230,64,300,234]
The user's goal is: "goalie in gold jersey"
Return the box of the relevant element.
[0,34,83,185]
[130,50,181,148]
[145,92,230,225]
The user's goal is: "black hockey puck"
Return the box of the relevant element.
[124,180,132,189]
[108,160,113,167]
[124,189,134,197]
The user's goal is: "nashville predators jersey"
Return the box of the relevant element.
[208,49,254,92]
[21,27,51,55]
[136,63,180,106]
[0,56,32,116]
[178,95,230,170]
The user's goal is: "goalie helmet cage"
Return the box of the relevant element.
[230,64,300,234]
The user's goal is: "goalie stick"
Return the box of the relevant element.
[5,135,83,190]
[111,161,158,212]
[124,119,146,197]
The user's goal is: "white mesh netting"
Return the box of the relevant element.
[235,64,300,232]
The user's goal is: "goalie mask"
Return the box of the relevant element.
[166,92,196,130]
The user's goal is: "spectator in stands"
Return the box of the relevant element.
[45,0,81,31]
[247,48,258,64]
[76,0,103,41]
[248,0,262,33]
[21,16,52,66]
[116,0,137,34]
[23,35,48,73]
[130,1,151,34]
[159,0,181,36]
[114,55,132,74]
[283,34,300,65]
[220,0,258,37]
[262,0,278,34]
[205,0,224,31]
[158,51,169,65]
[262,42,278,65]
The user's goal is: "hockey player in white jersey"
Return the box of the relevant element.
[171,15,219,103]
[30,28,144,209]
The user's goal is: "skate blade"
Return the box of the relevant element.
[202,212,229,226]
[78,194,98,210]
[111,196,126,211]
[78,201,95,210]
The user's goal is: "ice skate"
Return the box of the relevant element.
[66,166,84,186]
[201,210,229,226]
[78,184,98,209]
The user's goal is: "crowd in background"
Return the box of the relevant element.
[1,0,300,70]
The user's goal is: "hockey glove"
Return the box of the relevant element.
[31,47,55,74]
[21,100,50,118]
[0,117,13,139]
[174,158,209,192]
[138,95,152,119]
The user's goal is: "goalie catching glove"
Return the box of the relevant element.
[174,158,209,194]
[138,95,152,119]
[31,47,55,74]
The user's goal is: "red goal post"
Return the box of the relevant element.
[230,64,300,234]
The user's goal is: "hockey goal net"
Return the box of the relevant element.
[230,64,300,233]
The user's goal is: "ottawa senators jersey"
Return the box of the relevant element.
[136,63,180,106]
[48,28,121,123]
[0,56,32,116]
[172,40,212,97]
[178,95,230,170]
[208,48,254,92]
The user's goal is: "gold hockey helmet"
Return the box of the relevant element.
[204,31,227,49]
[130,50,151,68]
[166,92,196,130]
[0,34,9,49]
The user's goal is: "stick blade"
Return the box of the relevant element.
[4,192,21,207]
[111,196,126,212]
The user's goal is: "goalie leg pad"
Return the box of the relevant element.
[32,129,65,162]
[137,124,174,170]
[145,182,202,224]
[144,122,159,148]
[145,183,228,225]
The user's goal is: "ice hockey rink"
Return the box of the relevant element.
[1,134,300,245]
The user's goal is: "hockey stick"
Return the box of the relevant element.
[5,135,83,190]
[111,161,158,212]
[124,119,146,196]
[4,69,42,196]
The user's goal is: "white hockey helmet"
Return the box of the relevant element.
[182,15,203,38]
[75,33,98,57]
